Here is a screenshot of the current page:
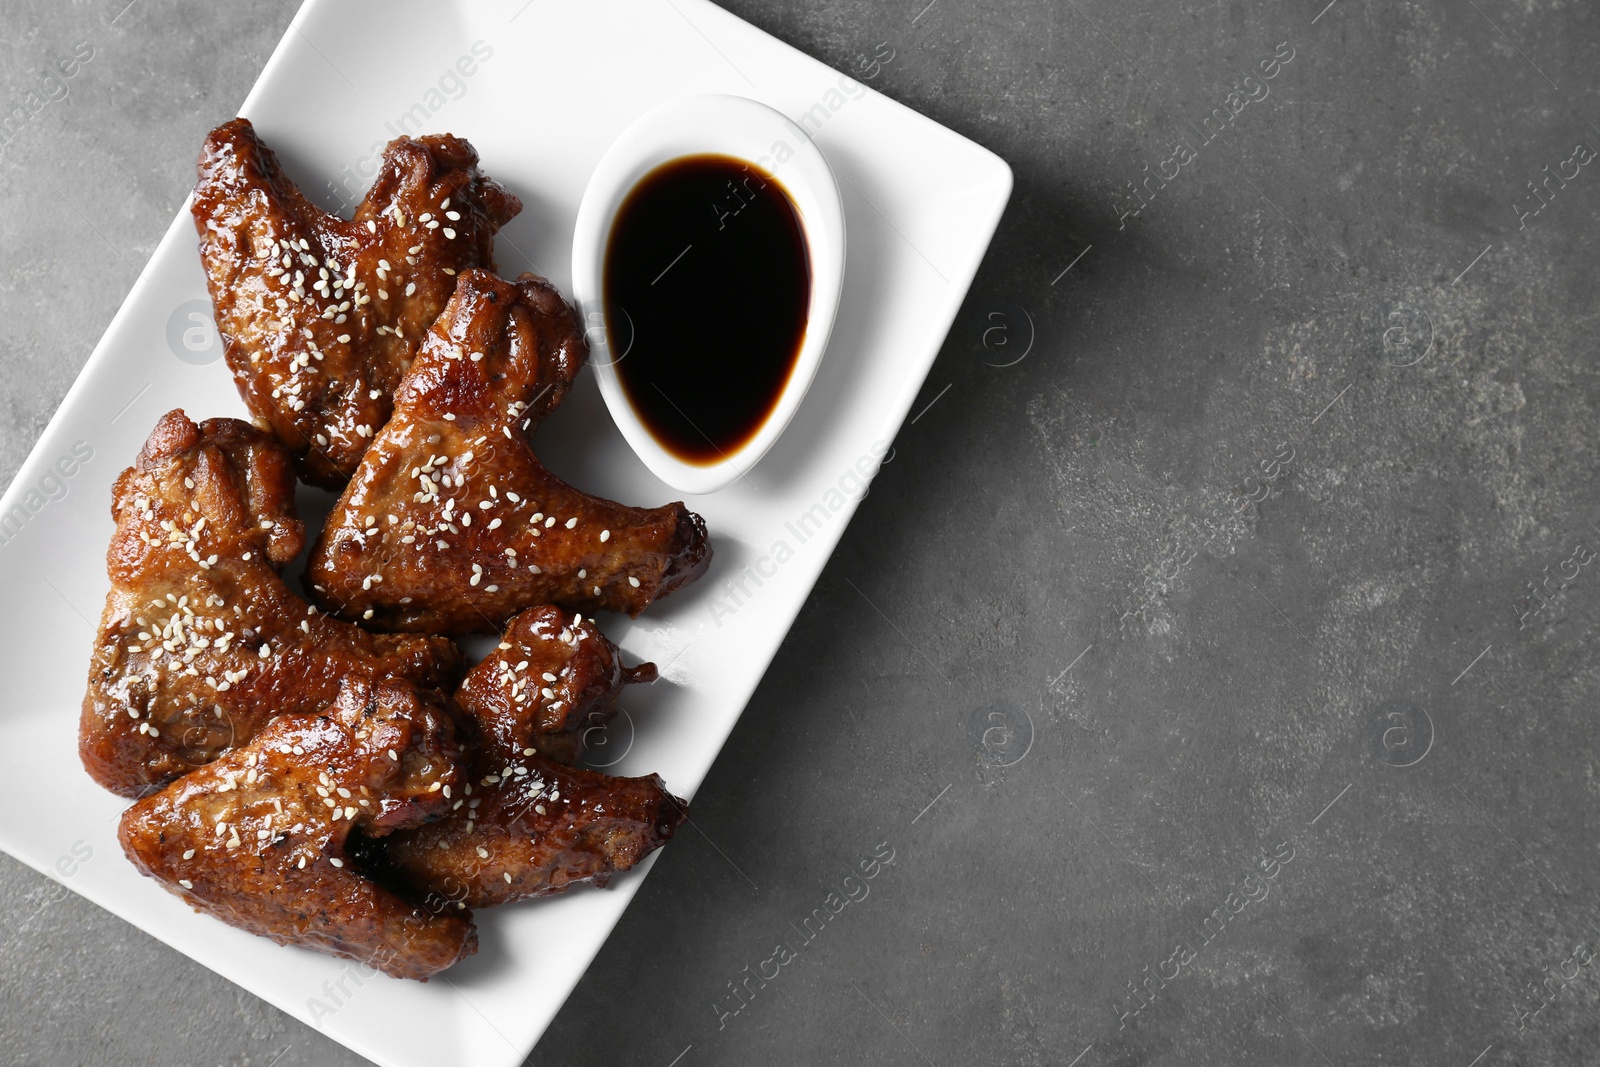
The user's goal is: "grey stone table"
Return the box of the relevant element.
[3,0,1599,1064]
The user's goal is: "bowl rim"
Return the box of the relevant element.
[571,92,846,496]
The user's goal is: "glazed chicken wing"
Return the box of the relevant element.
[371,605,685,908]
[378,750,686,910]
[119,673,476,980]
[193,118,521,487]
[463,605,657,765]
[307,269,711,635]
[80,410,462,798]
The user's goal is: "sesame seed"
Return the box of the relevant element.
[179,879,193,889]
[600,529,610,542]
[628,576,641,588]
[329,857,344,868]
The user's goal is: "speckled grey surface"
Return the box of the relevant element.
[4,1,1600,1065]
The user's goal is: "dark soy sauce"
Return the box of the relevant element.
[605,154,811,466]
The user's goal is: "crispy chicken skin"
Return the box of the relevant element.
[80,410,462,798]
[373,606,685,909]
[462,605,658,765]
[119,674,477,981]
[193,118,521,487]
[307,269,711,634]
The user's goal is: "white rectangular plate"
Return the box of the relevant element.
[0,2,1010,1065]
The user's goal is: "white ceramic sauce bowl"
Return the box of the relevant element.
[571,93,845,496]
